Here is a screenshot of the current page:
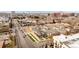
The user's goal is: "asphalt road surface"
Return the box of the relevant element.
[13,19,35,48]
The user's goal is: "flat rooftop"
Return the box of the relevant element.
[53,33,79,48]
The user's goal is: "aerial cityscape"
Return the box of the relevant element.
[0,11,79,48]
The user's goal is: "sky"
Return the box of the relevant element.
[0,0,79,11]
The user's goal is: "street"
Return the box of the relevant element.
[13,19,35,48]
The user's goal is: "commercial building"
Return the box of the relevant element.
[53,33,79,48]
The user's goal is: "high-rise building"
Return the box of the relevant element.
[11,11,15,18]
